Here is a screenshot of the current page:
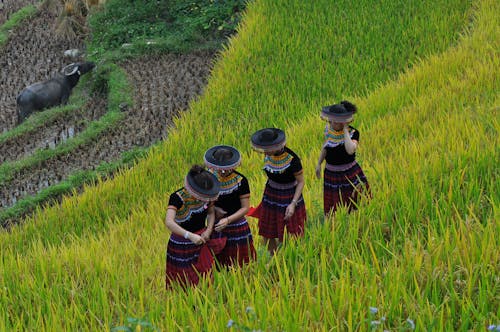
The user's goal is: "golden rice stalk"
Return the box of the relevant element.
[55,15,77,40]
[54,0,89,39]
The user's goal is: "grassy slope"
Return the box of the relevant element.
[0,0,473,255]
[1,0,498,330]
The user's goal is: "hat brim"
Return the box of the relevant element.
[185,172,220,202]
[251,128,286,153]
[321,105,354,123]
[204,145,241,170]
[321,111,353,123]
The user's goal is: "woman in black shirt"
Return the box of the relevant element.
[165,165,222,288]
[316,101,370,215]
[251,128,307,255]
[204,145,256,267]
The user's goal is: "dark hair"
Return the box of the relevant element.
[340,100,357,114]
[189,165,214,190]
[213,148,234,162]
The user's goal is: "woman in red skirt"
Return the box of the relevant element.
[315,100,370,216]
[204,145,256,267]
[165,165,223,288]
[251,128,307,255]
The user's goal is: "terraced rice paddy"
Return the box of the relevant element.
[0,3,214,214]
[0,0,498,330]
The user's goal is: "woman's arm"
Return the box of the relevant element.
[285,172,305,220]
[165,208,205,244]
[343,125,358,155]
[215,195,250,232]
[316,147,326,179]
[201,204,215,241]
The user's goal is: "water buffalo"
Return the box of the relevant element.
[16,61,95,124]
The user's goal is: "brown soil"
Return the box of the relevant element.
[0,9,85,131]
[0,4,214,211]
[0,0,38,25]
[0,95,107,164]
[0,52,214,208]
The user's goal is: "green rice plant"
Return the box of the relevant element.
[1,0,498,330]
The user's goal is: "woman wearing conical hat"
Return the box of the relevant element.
[316,100,370,216]
[204,145,256,267]
[165,165,224,288]
[251,128,307,256]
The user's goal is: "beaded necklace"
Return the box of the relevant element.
[323,124,354,148]
[263,150,293,174]
[174,188,207,223]
[211,170,242,195]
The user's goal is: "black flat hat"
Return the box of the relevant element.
[185,169,220,202]
[251,128,286,153]
[204,145,241,170]
[321,104,354,122]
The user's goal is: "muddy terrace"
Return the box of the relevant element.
[0,2,214,211]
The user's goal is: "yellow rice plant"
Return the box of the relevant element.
[53,0,103,39]
[0,0,498,330]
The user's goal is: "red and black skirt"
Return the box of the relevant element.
[258,179,306,241]
[323,161,370,215]
[166,228,225,289]
[212,217,256,267]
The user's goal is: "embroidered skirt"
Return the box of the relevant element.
[166,228,226,289]
[323,161,370,215]
[258,180,306,241]
[212,217,256,267]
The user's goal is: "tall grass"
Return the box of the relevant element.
[1,0,473,255]
[1,0,498,330]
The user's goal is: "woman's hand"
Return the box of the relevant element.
[284,202,296,220]
[315,164,322,179]
[215,217,230,232]
[189,233,206,245]
[200,229,212,242]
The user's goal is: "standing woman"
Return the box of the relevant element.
[316,100,370,215]
[204,145,256,267]
[165,165,223,288]
[251,128,307,255]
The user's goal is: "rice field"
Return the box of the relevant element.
[0,0,498,330]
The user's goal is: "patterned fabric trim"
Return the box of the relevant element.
[167,251,200,262]
[323,124,355,148]
[325,161,357,172]
[211,170,242,195]
[175,188,207,223]
[263,150,293,173]
[267,179,297,190]
[263,196,304,208]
